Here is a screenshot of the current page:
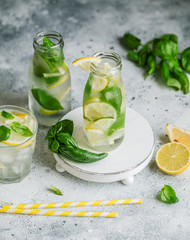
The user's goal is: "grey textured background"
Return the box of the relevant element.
[0,0,190,239]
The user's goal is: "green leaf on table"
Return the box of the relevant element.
[50,139,60,153]
[10,122,33,137]
[180,47,190,73]
[145,54,156,78]
[123,33,141,50]
[31,88,63,111]
[0,125,11,142]
[160,34,178,44]
[160,60,181,90]
[160,185,179,204]
[127,50,138,62]
[1,110,14,120]
[172,69,189,94]
[45,119,74,140]
[138,45,150,67]
[153,39,178,60]
[57,132,78,148]
[49,185,63,195]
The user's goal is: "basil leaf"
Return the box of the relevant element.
[54,120,74,136]
[10,122,33,137]
[57,132,78,148]
[50,139,60,153]
[1,110,14,120]
[160,185,179,204]
[123,33,141,50]
[160,61,181,90]
[138,45,150,67]
[145,54,156,78]
[0,126,11,142]
[31,88,63,110]
[160,34,178,44]
[43,37,55,47]
[180,47,190,73]
[153,39,178,60]
[172,69,189,94]
[127,51,138,62]
[49,185,63,195]
[45,127,57,140]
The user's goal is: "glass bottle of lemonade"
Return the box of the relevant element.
[28,30,71,127]
[83,51,126,152]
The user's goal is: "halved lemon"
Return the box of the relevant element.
[85,128,113,146]
[84,102,117,122]
[72,57,102,72]
[166,123,190,149]
[91,76,108,93]
[155,142,190,174]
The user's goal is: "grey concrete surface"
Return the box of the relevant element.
[0,0,190,239]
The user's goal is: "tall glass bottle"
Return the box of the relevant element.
[83,51,126,152]
[28,30,71,127]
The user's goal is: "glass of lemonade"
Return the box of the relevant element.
[0,106,38,183]
[83,51,126,152]
[28,30,71,127]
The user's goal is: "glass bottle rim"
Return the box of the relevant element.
[33,30,64,52]
[0,105,38,149]
[90,50,122,75]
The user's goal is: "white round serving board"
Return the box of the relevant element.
[54,107,154,185]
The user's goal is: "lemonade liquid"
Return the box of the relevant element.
[28,31,71,127]
[83,51,126,152]
[0,106,37,183]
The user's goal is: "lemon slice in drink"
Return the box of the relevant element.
[155,142,190,174]
[2,130,30,146]
[91,76,108,93]
[47,72,69,89]
[84,102,117,122]
[72,57,102,72]
[0,111,24,124]
[39,109,59,116]
[87,118,115,131]
[12,112,27,119]
[85,128,113,146]
[166,123,190,149]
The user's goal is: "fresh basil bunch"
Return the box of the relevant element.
[122,33,190,94]
[46,119,108,163]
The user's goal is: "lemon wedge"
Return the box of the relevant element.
[39,109,59,116]
[166,123,190,149]
[84,102,117,122]
[156,142,190,174]
[72,57,102,72]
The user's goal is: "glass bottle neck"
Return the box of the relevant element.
[90,51,122,76]
[33,30,64,56]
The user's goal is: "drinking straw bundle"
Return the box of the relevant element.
[0,198,142,218]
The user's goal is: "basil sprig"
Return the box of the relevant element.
[46,119,108,163]
[0,126,11,142]
[122,33,190,94]
[160,185,179,204]
[1,110,14,120]
[10,122,33,137]
[31,88,63,111]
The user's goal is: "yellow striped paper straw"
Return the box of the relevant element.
[2,199,142,210]
[0,208,118,218]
